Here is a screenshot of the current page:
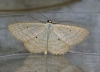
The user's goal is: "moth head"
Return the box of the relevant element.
[47,20,52,23]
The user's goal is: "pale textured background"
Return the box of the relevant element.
[0,0,100,72]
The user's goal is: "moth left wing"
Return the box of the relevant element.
[53,24,89,46]
[24,28,47,53]
[8,23,46,42]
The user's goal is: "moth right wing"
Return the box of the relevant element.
[48,30,70,55]
[8,23,46,42]
[53,24,89,46]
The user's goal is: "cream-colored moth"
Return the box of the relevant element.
[8,20,89,55]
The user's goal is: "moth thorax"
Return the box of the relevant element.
[47,20,52,23]
[46,23,53,30]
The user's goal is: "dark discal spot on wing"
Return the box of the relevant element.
[58,39,60,41]
[57,70,59,71]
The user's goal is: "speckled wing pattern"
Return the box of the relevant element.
[8,23,89,55]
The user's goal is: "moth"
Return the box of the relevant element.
[8,19,89,55]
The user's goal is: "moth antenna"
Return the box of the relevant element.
[27,15,46,23]
[36,11,49,20]
[36,11,73,24]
